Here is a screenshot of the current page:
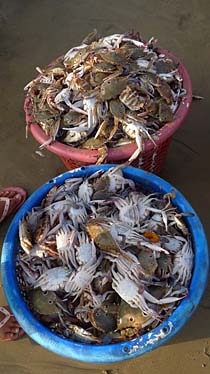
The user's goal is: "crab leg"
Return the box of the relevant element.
[143,290,186,305]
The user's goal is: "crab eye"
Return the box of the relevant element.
[48,299,53,304]
[43,291,48,295]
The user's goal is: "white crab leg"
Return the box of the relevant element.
[144,290,185,305]
[39,137,54,150]
[66,99,88,115]
[128,129,143,164]
[133,294,158,318]
[139,241,169,255]
[83,95,98,129]
[63,124,88,132]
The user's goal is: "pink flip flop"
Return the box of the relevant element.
[0,306,25,341]
[0,187,27,223]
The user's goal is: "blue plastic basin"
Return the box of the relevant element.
[1,165,209,363]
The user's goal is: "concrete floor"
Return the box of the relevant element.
[0,0,210,373]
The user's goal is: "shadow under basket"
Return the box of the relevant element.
[24,49,192,174]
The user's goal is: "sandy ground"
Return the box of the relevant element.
[0,0,210,373]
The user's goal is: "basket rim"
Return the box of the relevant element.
[24,48,192,163]
[1,165,209,363]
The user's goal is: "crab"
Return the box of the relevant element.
[74,286,114,324]
[156,252,173,279]
[74,231,97,266]
[100,218,139,246]
[63,177,83,188]
[112,267,185,318]
[43,199,72,227]
[111,267,158,318]
[142,212,164,233]
[113,197,140,226]
[130,192,159,221]
[160,235,185,253]
[134,192,176,230]
[57,226,98,270]
[56,226,77,269]
[65,198,88,228]
[83,94,100,130]
[100,76,128,101]
[114,191,171,228]
[41,185,59,207]
[78,178,94,203]
[34,214,51,244]
[19,259,41,286]
[33,266,71,291]
[107,251,145,281]
[19,217,33,255]
[98,165,135,193]
[172,237,194,286]
[116,300,153,337]
[121,118,156,164]
[62,124,89,144]
[138,192,181,232]
[81,137,108,165]
[86,218,143,270]
[121,120,144,163]
[44,190,87,229]
[119,85,146,111]
[167,212,191,236]
[64,255,102,299]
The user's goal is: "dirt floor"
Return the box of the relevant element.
[0,0,210,373]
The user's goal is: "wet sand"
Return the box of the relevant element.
[0,0,210,372]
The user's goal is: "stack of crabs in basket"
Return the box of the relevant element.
[24,30,185,164]
[17,164,194,344]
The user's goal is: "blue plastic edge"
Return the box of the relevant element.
[1,164,209,364]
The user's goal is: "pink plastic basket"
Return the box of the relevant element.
[24,49,192,174]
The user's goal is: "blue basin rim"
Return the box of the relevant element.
[1,164,209,363]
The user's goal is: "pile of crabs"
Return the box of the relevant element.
[17,165,194,344]
[25,31,186,163]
